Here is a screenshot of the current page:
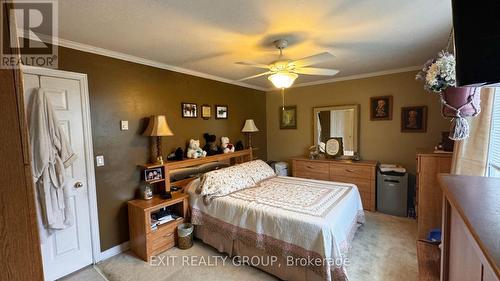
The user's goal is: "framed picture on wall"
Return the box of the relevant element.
[201,104,211,119]
[280,105,297,129]
[401,106,427,132]
[215,105,228,119]
[181,103,197,118]
[370,95,393,120]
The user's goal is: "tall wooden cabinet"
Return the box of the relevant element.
[292,157,378,211]
[439,175,500,281]
[416,153,452,239]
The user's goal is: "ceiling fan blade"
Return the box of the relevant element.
[293,67,339,76]
[237,71,273,81]
[235,61,270,69]
[291,52,335,68]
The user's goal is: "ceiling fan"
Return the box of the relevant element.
[236,39,339,88]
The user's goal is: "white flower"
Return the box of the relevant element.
[416,51,456,93]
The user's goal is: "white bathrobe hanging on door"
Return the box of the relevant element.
[30,88,77,241]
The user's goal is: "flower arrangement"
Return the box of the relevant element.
[416,51,456,93]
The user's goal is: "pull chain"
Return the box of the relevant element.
[281,88,285,110]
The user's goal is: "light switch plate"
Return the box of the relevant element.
[96,155,105,167]
[120,120,129,131]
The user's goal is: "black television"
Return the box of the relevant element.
[452,0,500,86]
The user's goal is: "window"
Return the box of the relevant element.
[488,88,500,177]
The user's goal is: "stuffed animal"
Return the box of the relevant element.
[167,147,184,161]
[187,139,207,159]
[235,140,244,151]
[203,133,219,156]
[220,137,235,153]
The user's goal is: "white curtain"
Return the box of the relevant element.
[451,88,496,176]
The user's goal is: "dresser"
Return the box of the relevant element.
[416,153,452,239]
[291,157,378,211]
[439,175,500,281]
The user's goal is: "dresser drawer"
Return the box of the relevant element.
[148,235,175,256]
[332,176,372,193]
[293,160,330,180]
[147,223,176,255]
[330,164,373,180]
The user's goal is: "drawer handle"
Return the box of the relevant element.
[164,233,173,238]
[345,169,355,173]
[306,165,314,169]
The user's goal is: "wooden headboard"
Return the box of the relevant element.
[165,149,254,191]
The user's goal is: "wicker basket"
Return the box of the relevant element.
[177,223,194,250]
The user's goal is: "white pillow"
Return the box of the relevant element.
[239,160,276,183]
[199,165,255,203]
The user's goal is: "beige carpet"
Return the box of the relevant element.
[61,212,417,281]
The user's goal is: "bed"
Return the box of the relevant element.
[184,160,365,281]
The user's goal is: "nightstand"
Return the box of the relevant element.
[128,192,189,261]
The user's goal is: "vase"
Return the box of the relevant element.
[441,86,481,117]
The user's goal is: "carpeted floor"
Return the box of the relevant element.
[60,212,417,281]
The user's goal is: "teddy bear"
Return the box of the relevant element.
[167,147,184,161]
[187,139,207,159]
[203,133,219,156]
[220,137,235,153]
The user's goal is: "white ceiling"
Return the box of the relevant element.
[56,0,452,91]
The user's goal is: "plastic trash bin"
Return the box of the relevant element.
[377,164,408,216]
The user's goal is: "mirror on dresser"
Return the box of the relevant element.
[313,104,359,156]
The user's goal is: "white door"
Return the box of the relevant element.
[23,70,97,281]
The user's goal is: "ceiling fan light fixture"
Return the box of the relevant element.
[268,71,298,89]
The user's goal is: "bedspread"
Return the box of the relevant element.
[187,176,365,281]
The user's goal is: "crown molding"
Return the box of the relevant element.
[20,32,268,92]
[283,65,422,91]
[21,31,422,93]
[57,38,270,92]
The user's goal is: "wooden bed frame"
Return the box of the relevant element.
[166,148,254,191]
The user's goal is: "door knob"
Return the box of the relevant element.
[74,181,84,188]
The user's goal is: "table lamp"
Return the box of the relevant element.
[143,115,173,164]
[241,119,259,148]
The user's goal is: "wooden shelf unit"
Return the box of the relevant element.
[129,149,254,260]
[128,193,189,261]
[139,149,254,192]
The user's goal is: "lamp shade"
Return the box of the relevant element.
[241,119,259,132]
[268,71,298,89]
[143,115,174,136]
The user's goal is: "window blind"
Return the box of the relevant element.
[488,88,500,177]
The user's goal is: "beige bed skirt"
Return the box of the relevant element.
[195,225,329,281]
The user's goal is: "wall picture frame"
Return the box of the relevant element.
[215,105,228,119]
[181,102,197,118]
[201,104,211,119]
[280,105,297,129]
[401,106,427,132]
[370,95,393,121]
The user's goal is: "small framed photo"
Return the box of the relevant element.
[181,103,197,118]
[215,105,228,119]
[144,167,163,182]
[280,105,297,129]
[370,95,393,121]
[401,106,427,132]
[201,104,211,119]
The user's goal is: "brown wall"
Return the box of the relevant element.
[266,71,449,173]
[56,47,267,250]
